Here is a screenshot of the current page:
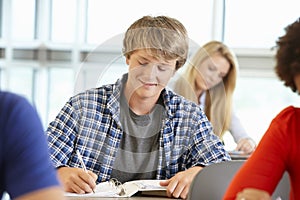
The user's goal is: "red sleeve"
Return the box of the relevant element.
[223,106,295,200]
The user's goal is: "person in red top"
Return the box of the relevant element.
[223,17,300,200]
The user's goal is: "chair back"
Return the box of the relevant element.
[273,172,290,199]
[188,160,290,200]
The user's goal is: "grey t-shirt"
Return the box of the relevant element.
[110,93,165,183]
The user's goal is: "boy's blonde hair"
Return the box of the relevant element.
[122,15,189,70]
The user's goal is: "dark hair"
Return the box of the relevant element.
[275,17,300,93]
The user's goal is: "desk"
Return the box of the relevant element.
[228,151,250,160]
[230,154,250,160]
[66,197,175,200]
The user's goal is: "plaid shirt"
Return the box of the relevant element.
[47,74,230,183]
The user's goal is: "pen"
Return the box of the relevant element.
[76,150,95,193]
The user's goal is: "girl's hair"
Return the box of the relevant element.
[122,15,189,70]
[275,17,300,93]
[173,40,238,139]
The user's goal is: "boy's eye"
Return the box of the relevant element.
[138,61,147,66]
[158,66,167,71]
[208,65,215,71]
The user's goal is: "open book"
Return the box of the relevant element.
[64,179,167,198]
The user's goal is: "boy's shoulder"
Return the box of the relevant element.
[163,88,203,114]
[164,88,198,105]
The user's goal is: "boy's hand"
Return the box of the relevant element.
[159,166,202,199]
[57,167,97,194]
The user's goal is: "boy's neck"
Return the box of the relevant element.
[125,92,160,115]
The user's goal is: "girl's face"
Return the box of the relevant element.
[195,53,231,91]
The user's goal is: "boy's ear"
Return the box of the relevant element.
[126,57,129,65]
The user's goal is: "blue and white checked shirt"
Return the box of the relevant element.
[46,74,230,183]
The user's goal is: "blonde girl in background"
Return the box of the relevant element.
[170,40,256,154]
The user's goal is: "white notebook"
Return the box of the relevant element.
[64,179,167,198]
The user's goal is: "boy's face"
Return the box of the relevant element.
[126,49,176,99]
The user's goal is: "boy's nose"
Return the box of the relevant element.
[144,64,158,76]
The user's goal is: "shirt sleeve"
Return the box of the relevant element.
[2,93,60,199]
[46,98,79,168]
[187,110,231,168]
[191,129,231,167]
[229,108,249,143]
[223,107,294,199]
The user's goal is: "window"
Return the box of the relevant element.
[50,0,76,43]
[46,67,74,125]
[12,0,36,41]
[2,0,299,149]
[224,0,300,48]
[86,0,213,46]
[224,76,300,150]
[235,77,300,140]
[0,0,3,38]
[3,66,34,101]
